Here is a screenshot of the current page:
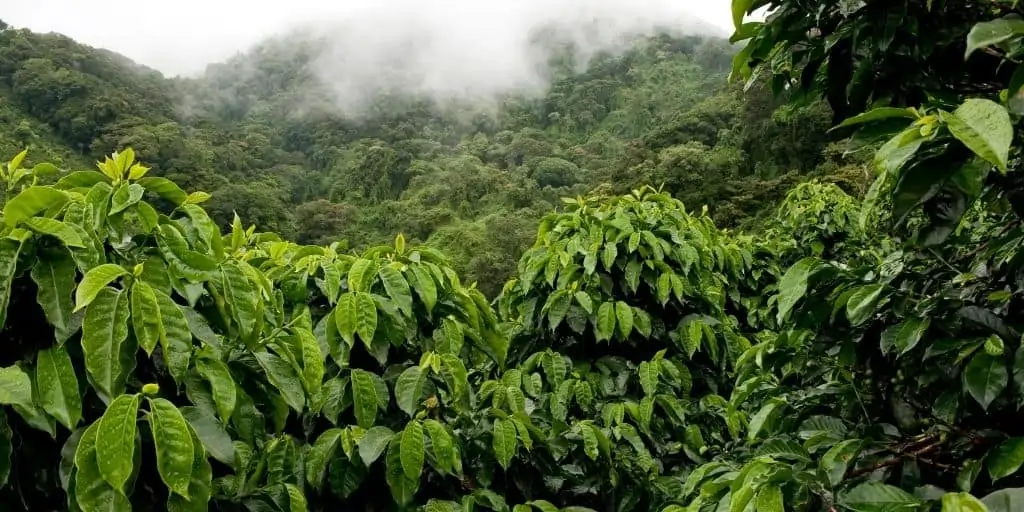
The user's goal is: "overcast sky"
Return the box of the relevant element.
[3,0,738,76]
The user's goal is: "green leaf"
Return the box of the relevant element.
[601,243,617,270]
[408,265,437,314]
[424,419,456,474]
[892,317,931,356]
[776,258,819,323]
[595,302,616,342]
[874,127,925,175]
[36,346,82,430]
[255,352,306,412]
[153,289,192,384]
[359,426,395,466]
[110,183,145,215]
[638,361,659,396]
[96,393,140,490]
[0,366,32,408]
[747,401,780,442]
[395,366,426,417]
[987,437,1024,481]
[385,435,419,506]
[131,281,162,356]
[965,18,1024,58]
[835,107,917,129]
[82,288,130,399]
[840,482,921,511]
[221,261,258,338]
[379,265,413,317]
[351,369,379,428]
[335,292,358,347]
[820,439,862,486]
[354,292,378,347]
[3,186,68,227]
[166,422,213,512]
[75,264,128,312]
[845,284,885,326]
[30,250,78,344]
[614,301,633,339]
[941,492,988,512]
[400,420,425,480]
[964,351,1008,411]
[731,0,753,29]
[493,417,517,470]
[148,398,196,498]
[195,357,236,424]
[74,423,131,512]
[137,177,188,205]
[306,429,342,490]
[0,239,21,332]
[179,406,234,466]
[755,485,784,512]
[947,99,1013,172]
[24,217,84,247]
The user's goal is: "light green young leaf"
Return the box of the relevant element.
[96,393,140,491]
[2,186,68,227]
[36,345,82,430]
[148,398,196,498]
[941,492,988,512]
[75,264,127,312]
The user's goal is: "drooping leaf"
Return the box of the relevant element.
[0,366,33,408]
[385,435,419,506]
[82,288,130,399]
[166,422,213,512]
[255,352,306,413]
[614,301,633,339]
[965,18,1024,58]
[987,437,1024,482]
[153,289,192,384]
[354,292,378,347]
[36,346,82,430]
[845,284,885,326]
[96,393,140,491]
[130,281,162,356]
[595,302,616,342]
[3,186,68,227]
[776,258,819,323]
[351,369,379,428]
[148,398,196,497]
[195,357,236,424]
[493,417,518,469]
[400,420,425,480]
[359,426,396,466]
[31,250,78,344]
[379,265,413,317]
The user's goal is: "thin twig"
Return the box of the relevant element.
[849,439,945,477]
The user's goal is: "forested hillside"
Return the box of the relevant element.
[0,20,860,295]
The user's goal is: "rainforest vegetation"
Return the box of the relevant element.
[1,0,1024,510]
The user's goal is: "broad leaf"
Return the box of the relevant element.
[947,99,1013,172]
[964,351,1007,411]
[96,393,140,490]
[148,398,196,497]
[35,346,82,430]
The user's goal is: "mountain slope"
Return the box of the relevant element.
[0,21,860,295]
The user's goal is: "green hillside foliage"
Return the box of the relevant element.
[0,21,863,297]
